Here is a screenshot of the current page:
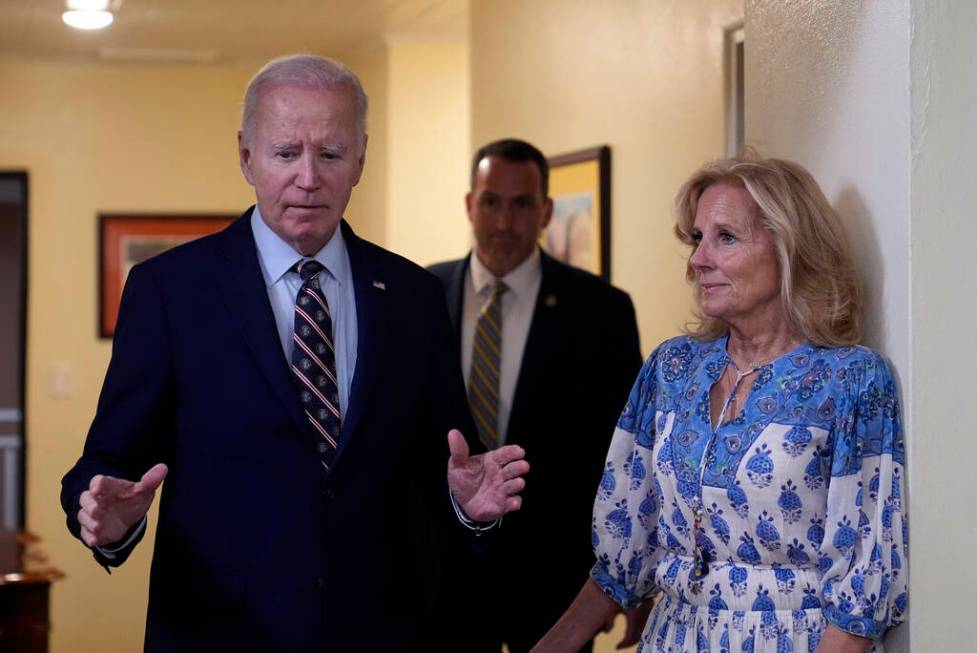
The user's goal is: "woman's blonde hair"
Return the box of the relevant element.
[674,154,862,347]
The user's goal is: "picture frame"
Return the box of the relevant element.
[98,213,236,338]
[544,145,611,280]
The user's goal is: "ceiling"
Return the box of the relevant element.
[0,0,468,64]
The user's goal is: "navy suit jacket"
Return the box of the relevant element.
[428,252,642,649]
[62,209,477,652]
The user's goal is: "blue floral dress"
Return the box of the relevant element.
[591,336,908,652]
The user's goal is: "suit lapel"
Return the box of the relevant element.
[213,210,311,438]
[508,252,567,443]
[334,221,388,461]
[444,256,469,341]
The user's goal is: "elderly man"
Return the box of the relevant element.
[61,55,528,652]
[428,139,644,652]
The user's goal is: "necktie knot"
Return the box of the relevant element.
[491,280,508,299]
[294,259,325,282]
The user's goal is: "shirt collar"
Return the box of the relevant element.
[251,205,349,287]
[469,247,542,298]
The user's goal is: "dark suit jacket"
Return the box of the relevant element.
[428,251,641,650]
[62,209,477,652]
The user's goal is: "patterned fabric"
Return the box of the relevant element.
[291,260,341,469]
[591,335,908,652]
[468,281,507,448]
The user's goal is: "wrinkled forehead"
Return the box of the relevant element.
[694,180,761,228]
[256,81,356,111]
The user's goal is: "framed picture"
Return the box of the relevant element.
[98,213,236,338]
[544,145,611,280]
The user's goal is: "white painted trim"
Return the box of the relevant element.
[2,444,19,530]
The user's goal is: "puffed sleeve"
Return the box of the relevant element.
[590,346,664,608]
[819,350,908,639]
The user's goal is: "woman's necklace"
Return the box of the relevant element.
[713,340,799,428]
[689,337,801,594]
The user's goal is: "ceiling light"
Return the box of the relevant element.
[62,10,114,30]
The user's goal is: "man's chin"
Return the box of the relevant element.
[288,222,340,256]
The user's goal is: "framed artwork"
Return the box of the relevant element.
[98,213,236,338]
[724,23,745,156]
[544,145,611,280]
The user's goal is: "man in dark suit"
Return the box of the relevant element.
[428,139,645,652]
[61,55,528,652]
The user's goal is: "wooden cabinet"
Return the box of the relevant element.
[0,532,63,652]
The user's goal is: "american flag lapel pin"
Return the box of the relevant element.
[373,280,386,290]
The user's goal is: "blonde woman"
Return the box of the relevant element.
[535,156,907,653]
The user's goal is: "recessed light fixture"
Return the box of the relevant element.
[63,0,115,31]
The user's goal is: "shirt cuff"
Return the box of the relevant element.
[823,605,887,640]
[449,489,500,536]
[95,517,147,559]
[589,562,652,609]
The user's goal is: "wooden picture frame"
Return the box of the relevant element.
[98,213,236,338]
[544,145,611,280]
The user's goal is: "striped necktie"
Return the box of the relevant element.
[291,259,340,469]
[468,280,507,449]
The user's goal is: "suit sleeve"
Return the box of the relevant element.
[590,288,643,463]
[61,263,176,567]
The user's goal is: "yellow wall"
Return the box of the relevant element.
[385,38,472,263]
[0,58,257,651]
[344,39,390,244]
[469,0,743,352]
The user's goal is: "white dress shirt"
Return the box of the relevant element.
[461,248,542,444]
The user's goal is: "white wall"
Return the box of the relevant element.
[747,0,977,650]
[908,1,977,649]
[745,0,911,373]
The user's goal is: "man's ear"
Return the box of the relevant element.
[238,131,255,185]
[465,192,474,222]
[541,197,554,229]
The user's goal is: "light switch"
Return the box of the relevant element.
[51,363,72,400]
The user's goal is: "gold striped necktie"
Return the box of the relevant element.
[468,280,507,449]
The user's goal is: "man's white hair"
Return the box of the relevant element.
[240,53,368,148]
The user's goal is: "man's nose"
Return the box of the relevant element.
[295,154,321,191]
[495,202,515,228]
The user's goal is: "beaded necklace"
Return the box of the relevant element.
[688,339,800,594]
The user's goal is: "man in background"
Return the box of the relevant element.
[61,55,528,651]
[429,138,644,652]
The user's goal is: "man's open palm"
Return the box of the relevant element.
[446,429,529,522]
[77,463,168,547]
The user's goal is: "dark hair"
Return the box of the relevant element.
[470,138,549,197]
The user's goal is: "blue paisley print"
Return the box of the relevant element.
[591,336,908,652]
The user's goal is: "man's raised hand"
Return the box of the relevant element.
[446,429,529,522]
[77,463,168,548]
